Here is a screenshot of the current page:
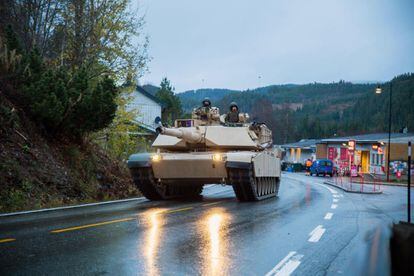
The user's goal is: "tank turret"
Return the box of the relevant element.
[154,120,272,150]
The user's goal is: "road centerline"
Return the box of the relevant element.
[308,225,326,242]
[201,201,222,207]
[265,251,303,276]
[50,217,136,233]
[331,204,338,209]
[324,212,333,220]
[161,206,194,214]
[50,206,196,233]
[0,238,16,243]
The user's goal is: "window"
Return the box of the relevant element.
[371,153,384,166]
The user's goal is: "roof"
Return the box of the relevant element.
[318,133,414,144]
[136,86,162,105]
[281,139,320,149]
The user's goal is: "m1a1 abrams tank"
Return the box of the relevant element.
[127,107,281,201]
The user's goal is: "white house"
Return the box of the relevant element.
[127,86,162,133]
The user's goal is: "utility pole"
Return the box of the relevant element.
[408,141,412,223]
[386,82,393,182]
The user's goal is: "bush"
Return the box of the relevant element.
[21,51,118,139]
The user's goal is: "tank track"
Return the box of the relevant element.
[228,166,280,201]
[130,167,203,200]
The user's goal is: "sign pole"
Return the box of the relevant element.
[408,141,412,223]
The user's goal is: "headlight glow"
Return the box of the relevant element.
[151,154,161,162]
[212,153,222,162]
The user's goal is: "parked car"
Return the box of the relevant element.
[310,159,334,177]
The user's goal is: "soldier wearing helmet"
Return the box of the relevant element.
[225,102,240,123]
[194,97,213,121]
[201,97,211,108]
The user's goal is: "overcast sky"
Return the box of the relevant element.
[137,0,414,92]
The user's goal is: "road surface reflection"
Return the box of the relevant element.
[198,208,232,276]
[141,208,166,276]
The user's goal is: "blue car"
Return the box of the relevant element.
[310,159,334,177]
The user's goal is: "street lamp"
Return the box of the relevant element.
[375,82,393,182]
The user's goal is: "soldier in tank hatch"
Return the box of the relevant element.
[194,97,212,121]
[225,102,240,123]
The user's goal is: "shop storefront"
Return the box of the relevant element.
[323,143,380,174]
[316,133,414,178]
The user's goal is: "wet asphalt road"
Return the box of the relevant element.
[0,173,411,275]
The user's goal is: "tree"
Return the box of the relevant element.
[156,78,182,124]
[0,1,150,142]
[92,83,148,161]
[20,53,119,139]
[1,0,149,82]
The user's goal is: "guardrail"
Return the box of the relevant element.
[332,172,382,193]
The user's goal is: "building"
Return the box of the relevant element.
[316,133,414,176]
[127,86,162,133]
[281,139,319,164]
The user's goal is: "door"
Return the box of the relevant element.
[361,151,370,173]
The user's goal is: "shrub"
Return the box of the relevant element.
[20,51,118,139]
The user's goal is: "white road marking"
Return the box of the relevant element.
[0,197,146,217]
[333,199,339,203]
[331,204,338,209]
[265,251,303,276]
[333,194,340,198]
[315,182,339,194]
[325,186,338,194]
[324,212,334,220]
[308,225,326,242]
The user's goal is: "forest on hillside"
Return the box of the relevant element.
[178,74,414,144]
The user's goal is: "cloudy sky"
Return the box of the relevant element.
[137,0,414,92]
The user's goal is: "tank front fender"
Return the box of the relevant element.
[225,152,254,169]
[226,161,251,169]
[127,153,151,168]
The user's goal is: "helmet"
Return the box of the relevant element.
[202,97,211,107]
[229,102,238,111]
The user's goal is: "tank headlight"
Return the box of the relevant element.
[151,154,161,162]
[212,153,222,162]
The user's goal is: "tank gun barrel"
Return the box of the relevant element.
[157,126,203,143]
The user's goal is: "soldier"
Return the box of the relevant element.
[194,97,212,121]
[225,102,240,123]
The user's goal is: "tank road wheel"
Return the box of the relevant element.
[228,166,280,201]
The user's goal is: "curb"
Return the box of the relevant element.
[324,181,383,194]
[354,181,408,187]
[0,197,146,218]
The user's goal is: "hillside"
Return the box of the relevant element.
[142,84,159,96]
[178,88,240,112]
[177,75,414,143]
[0,90,138,213]
[178,82,372,113]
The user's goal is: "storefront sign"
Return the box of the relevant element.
[351,165,358,177]
[328,147,336,160]
[340,148,348,160]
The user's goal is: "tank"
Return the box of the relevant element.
[127,107,281,201]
